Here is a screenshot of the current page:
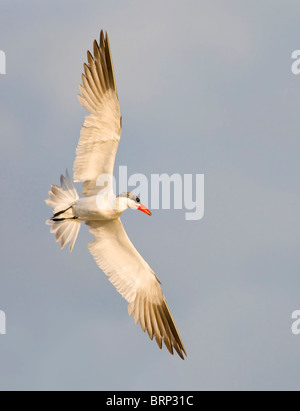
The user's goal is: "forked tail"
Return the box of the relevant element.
[45,170,81,252]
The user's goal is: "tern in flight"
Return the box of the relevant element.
[45,31,187,359]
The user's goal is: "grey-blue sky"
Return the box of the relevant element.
[0,0,300,390]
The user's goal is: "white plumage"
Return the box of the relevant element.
[45,31,186,359]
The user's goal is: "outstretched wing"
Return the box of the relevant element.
[87,218,187,359]
[73,30,121,196]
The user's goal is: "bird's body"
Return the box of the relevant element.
[73,195,123,220]
[45,31,187,359]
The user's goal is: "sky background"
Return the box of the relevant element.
[1,0,300,391]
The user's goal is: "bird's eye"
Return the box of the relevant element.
[136,197,140,203]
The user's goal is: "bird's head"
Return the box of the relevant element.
[117,192,152,216]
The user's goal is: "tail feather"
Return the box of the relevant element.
[45,170,79,215]
[60,170,78,197]
[46,218,81,252]
[45,170,81,252]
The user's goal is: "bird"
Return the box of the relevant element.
[45,30,187,359]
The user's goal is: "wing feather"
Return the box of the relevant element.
[73,30,121,197]
[87,218,187,359]
[144,302,153,340]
